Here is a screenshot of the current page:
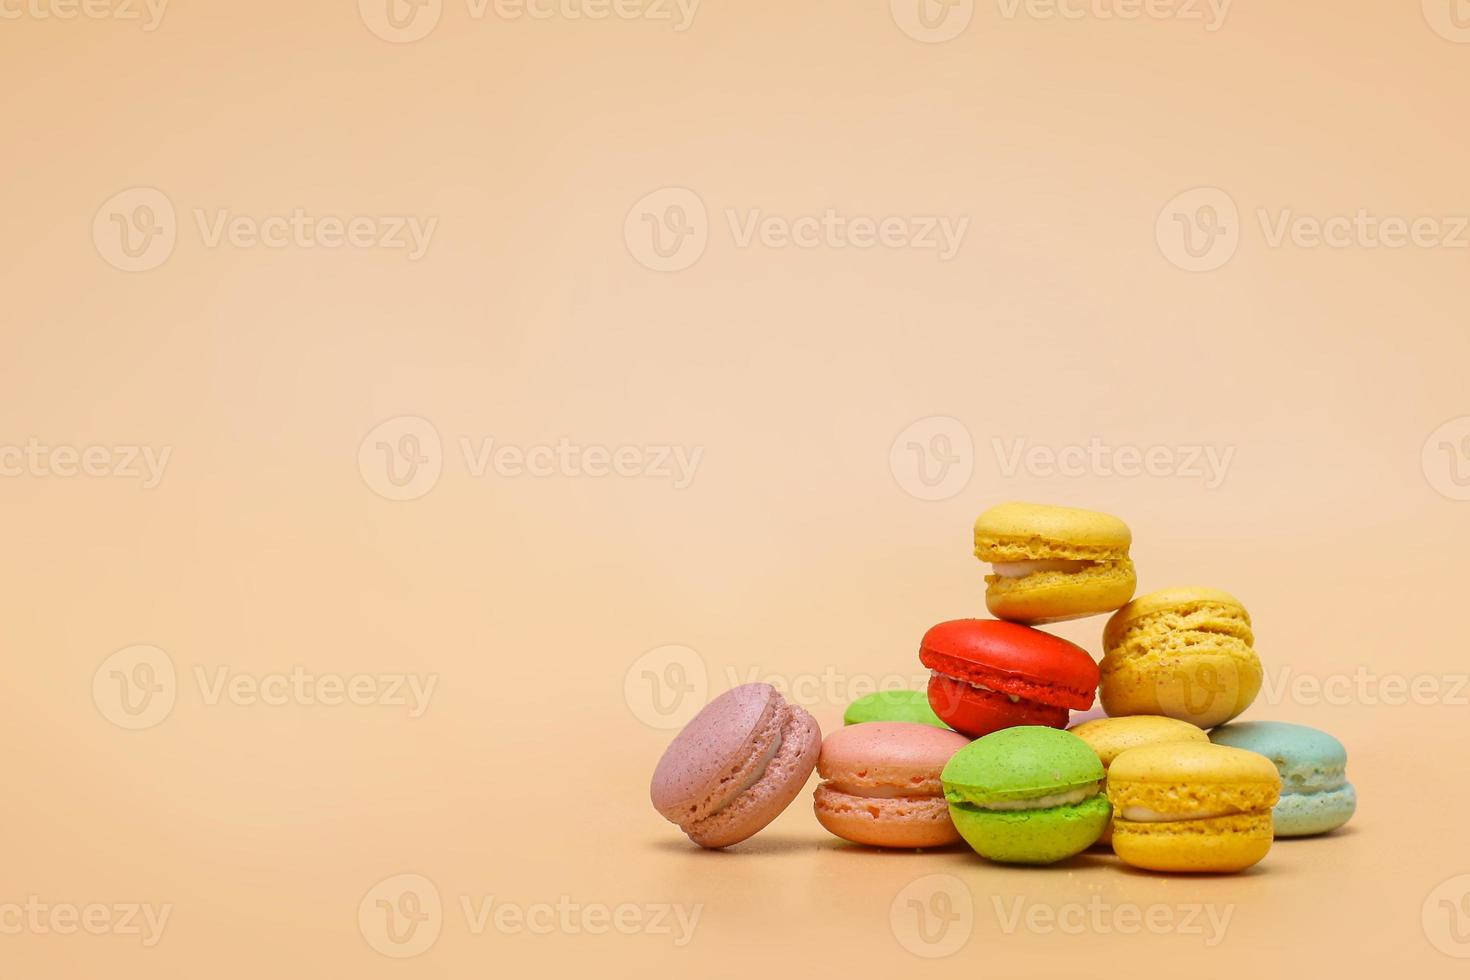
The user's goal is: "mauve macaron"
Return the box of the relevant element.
[651,683,821,848]
[814,722,972,849]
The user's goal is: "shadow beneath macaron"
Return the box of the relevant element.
[648,834,817,856]
[1276,823,1360,841]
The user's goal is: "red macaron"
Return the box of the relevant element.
[919,619,1099,738]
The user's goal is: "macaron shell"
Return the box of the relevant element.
[650,683,780,825]
[1209,721,1349,792]
[1069,716,1210,767]
[818,722,971,796]
[1107,742,1282,788]
[1101,589,1261,728]
[973,502,1133,561]
[1103,587,1249,650]
[949,795,1111,865]
[844,689,948,728]
[1273,783,1357,837]
[985,560,1137,624]
[1069,715,1210,847]
[919,619,1100,703]
[942,726,1105,806]
[927,673,1071,738]
[1111,810,1274,873]
[685,701,821,848]
[814,786,960,848]
[1209,721,1356,837]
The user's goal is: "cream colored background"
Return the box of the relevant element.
[2,1,1468,976]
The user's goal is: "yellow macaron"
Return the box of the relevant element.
[973,502,1137,624]
[1107,742,1282,873]
[1068,716,1210,845]
[1100,587,1262,728]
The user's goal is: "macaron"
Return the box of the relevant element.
[1210,721,1356,837]
[942,726,1110,865]
[1100,588,1263,728]
[844,689,948,729]
[1107,742,1282,873]
[1068,716,1210,844]
[973,501,1137,624]
[920,619,1099,739]
[650,683,821,848]
[813,722,972,848]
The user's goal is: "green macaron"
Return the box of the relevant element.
[843,689,949,729]
[942,726,1110,865]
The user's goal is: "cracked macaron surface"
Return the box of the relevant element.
[1100,587,1262,728]
[973,501,1137,624]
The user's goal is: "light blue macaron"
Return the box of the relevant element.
[1209,721,1356,837]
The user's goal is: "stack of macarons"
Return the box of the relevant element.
[651,501,1356,876]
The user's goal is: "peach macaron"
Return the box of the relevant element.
[814,722,972,848]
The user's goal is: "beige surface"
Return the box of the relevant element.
[3,1,1469,976]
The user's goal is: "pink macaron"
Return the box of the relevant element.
[651,683,821,848]
[813,722,972,849]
